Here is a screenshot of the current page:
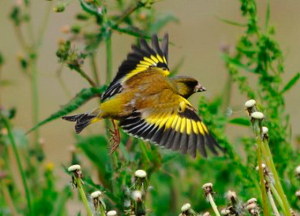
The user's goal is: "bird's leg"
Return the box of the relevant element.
[108,119,120,154]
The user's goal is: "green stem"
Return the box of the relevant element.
[2,115,33,215]
[115,3,141,26]
[263,140,291,216]
[256,138,270,216]
[207,193,221,216]
[3,183,19,216]
[76,68,97,87]
[30,57,41,148]
[270,184,284,211]
[267,190,280,216]
[75,177,93,216]
[90,53,100,86]
[99,204,106,216]
[37,1,53,47]
[106,35,113,83]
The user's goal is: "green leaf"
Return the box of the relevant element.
[216,16,247,27]
[280,72,300,94]
[229,117,251,126]
[26,86,106,134]
[79,0,100,16]
[112,26,151,39]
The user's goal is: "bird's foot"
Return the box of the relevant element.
[108,120,120,154]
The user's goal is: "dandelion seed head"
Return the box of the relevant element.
[91,191,102,199]
[251,112,264,120]
[107,210,117,216]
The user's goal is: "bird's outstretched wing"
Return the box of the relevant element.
[101,34,169,102]
[119,92,222,158]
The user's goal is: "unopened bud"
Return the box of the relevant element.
[221,209,230,215]
[53,3,66,12]
[245,99,256,108]
[181,203,191,212]
[107,210,117,216]
[251,112,264,120]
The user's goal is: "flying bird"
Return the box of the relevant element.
[62,34,222,157]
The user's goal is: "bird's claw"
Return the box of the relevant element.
[108,120,120,154]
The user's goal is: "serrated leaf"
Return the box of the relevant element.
[281,72,300,94]
[112,26,151,39]
[229,117,251,126]
[26,86,106,134]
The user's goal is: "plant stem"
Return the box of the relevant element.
[76,68,97,87]
[90,53,100,86]
[207,193,221,216]
[2,115,33,215]
[37,1,53,47]
[267,190,280,216]
[263,140,291,216]
[255,138,270,216]
[31,56,40,148]
[270,184,284,210]
[3,184,19,216]
[75,177,93,216]
[99,204,106,216]
[106,35,113,83]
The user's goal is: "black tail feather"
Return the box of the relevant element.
[62,113,97,134]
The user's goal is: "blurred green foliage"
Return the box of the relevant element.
[1,0,300,216]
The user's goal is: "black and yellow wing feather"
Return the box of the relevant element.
[101,34,170,102]
[119,95,222,158]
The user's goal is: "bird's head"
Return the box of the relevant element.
[171,76,206,98]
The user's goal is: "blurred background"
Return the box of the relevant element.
[0,0,300,214]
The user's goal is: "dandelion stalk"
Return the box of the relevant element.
[1,115,32,215]
[267,190,280,216]
[202,183,221,216]
[262,138,291,215]
[68,165,93,216]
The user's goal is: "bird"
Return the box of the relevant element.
[62,34,222,157]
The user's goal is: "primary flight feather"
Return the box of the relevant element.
[62,34,222,157]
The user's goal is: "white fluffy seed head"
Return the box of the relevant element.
[135,170,147,178]
[247,198,257,205]
[132,190,142,201]
[296,190,300,197]
[91,191,102,199]
[251,112,264,120]
[295,165,300,175]
[245,99,256,108]
[107,210,117,216]
[221,209,230,215]
[68,164,81,172]
[203,212,210,216]
[202,182,213,189]
[181,203,191,212]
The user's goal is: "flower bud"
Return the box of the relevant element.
[251,112,264,120]
[135,170,147,178]
[221,209,230,215]
[245,99,256,108]
[53,3,66,12]
[181,203,191,212]
[107,210,117,216]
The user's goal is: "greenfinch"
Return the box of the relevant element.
[63,34,221,157]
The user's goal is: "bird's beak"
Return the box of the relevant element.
[195,83,206,92]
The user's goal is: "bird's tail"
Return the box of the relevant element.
[62,108,102,134]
